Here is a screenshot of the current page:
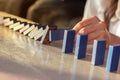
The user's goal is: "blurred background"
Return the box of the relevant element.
[0,0,86,28]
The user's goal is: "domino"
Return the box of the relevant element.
[0,17,4,25]
[4,20,14,26]
[34,24,57,44]
[9,21,21,29]
[40,25,58,44]
[23,24,35,35]
[49,27,70,41]
[3,17,11,24]
[106,45,120,72]
[62,30,75,53]
[40,25,49,43]
[74,34,88,59]
[91,40,106,65]
[31,27,44,39]
[28,24,42,37]
[13,22,27,31]
[4,18,16,27]
[19,23,32,33]
[34,26,46,40]
[28,26,38,37]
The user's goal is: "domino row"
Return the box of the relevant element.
[0,16,58,44]
[1,16,119,72]
[62,30,120,72]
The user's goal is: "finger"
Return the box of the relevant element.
[73,16,100,33]
[89,28,106,40]
[78,21,106,34]
[80,16,100,27]
[88,35,104,44]
[78,23,97,34]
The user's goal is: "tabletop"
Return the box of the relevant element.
[0,11,120,80]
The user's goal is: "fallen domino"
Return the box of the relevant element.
[19,23,32,33]
[9,20,21,29]
[1,16,57,44]
[40,24,57,44]
[34,25,57,41]
[40,25,50,44]
[49,27,70,41]
[23,23,35,35]
[0,17,4,25]
[28,24,42,37]
[34,26,46,40]
[4,18,17,27]
[3,17,11,24]
[13,22,27,31]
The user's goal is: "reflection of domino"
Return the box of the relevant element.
[28,24,41,37]
[9,21,21,29]
[34,27,46,40]
[13,22,27,31]
[19,24,31,33]
[23,24,35,36]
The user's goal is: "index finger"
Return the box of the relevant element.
[73,16,100,33]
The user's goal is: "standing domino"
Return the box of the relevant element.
[74,34,88,59]
[62,30,75,53]
[92,40,106,65]
[106,45,120,72]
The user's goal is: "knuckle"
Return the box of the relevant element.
[100,30,106,34]
[79,22,83,27]
[92,16,100,21]
[81,28,87,34]
[99,21,106,28]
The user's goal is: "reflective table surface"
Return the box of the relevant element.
[0,12,120,80]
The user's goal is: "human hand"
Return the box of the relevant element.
[73,16,110,47]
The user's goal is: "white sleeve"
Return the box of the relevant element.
[82,0,106,21]
[109,0,120,37]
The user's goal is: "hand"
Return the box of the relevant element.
[73,16,110,47]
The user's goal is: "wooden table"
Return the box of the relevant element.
[0,11,120,80]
